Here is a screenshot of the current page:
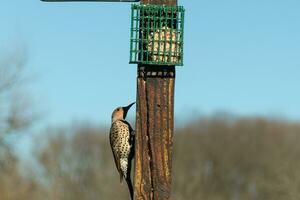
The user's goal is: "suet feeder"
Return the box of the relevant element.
[129,4,185,66]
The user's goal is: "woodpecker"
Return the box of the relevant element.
[109,102,135,200]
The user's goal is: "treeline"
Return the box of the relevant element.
[1,117,300,200]
[172,117,300,200]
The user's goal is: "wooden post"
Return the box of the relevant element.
[134,0,177,199]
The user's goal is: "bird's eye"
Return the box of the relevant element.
[117,108,120,111]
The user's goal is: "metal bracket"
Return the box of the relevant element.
[138,65,175,79]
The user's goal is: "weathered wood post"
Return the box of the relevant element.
[131,0,184,199]
[135,65,175,200]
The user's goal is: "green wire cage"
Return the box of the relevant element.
[129,4,185,66]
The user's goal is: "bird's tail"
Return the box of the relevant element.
[125,176,134,200]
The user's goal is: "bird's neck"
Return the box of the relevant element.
[112,117,124,123]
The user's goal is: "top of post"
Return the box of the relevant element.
[141,0,177,6]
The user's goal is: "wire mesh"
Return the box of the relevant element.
[129,4,185,66]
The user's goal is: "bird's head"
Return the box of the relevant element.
[111,102,135,123]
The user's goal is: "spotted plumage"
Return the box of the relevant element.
[110,120,134,179]
[109,102,135,200]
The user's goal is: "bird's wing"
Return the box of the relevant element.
[120,119,135,146]
[109,122,123,182]
[121,119,135,170]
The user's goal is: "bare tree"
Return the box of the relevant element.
[0,45,43,200]
[0,45,36,136]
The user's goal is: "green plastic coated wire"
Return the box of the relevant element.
[129,4,185,66]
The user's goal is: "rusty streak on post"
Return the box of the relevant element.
[134,0,177,199]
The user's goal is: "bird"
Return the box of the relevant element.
[109,102,135,200]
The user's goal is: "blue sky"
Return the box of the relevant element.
[1,0,300,128]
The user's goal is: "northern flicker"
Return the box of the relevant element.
[109,102,135,199]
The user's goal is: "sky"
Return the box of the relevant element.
[0,0,300,129]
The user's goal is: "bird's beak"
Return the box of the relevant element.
[123,102,135,118]
[124,102,135,112]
